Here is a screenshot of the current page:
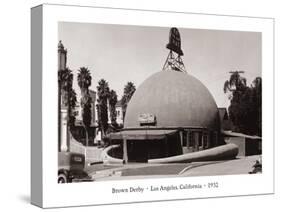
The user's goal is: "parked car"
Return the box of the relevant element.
[58,152,93,183]
[249,160,262,174]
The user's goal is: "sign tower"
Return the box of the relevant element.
[162,28,186,72]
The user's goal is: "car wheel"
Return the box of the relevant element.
[58,173,67,183]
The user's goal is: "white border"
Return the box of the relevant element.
[41,4,274,208]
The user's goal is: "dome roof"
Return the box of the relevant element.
[124,71,220,131]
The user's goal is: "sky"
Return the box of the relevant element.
[58,22,261,108]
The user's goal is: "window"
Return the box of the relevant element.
[198,132,203,147]
[188,132,194,148]
[213,132,218,146]
[203,133,208,148]
[182,131,187,146]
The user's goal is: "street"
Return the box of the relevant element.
[85,155,261,181]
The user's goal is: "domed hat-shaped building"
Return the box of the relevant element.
[108,28,224,163]
[125,70,220,131]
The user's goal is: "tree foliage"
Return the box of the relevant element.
[58,68,77,129]
[77,67,92,93]
[108,89,118,125]
[121,81,136,119]
[80,94,92,127]
[68,87,77,129]
[223,71,247,95]
[224,72,262,136]
[97,79,110,136]
[77,67,92,146]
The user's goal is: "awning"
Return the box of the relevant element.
[108,129,178,140]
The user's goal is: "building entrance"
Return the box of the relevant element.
[127,140,148,163]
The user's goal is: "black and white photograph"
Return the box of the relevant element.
[1,0,279,210]
[57,22,262,183]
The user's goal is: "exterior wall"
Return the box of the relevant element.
[116,105,123,125]
[110,128,220,162]
[125,132,183,162]
[225,137,262,156]
[182,130,215,154]
[70,134,103,161]
[225,137,245,156]
[245,138,262,156]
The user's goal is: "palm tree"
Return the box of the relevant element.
[108,89,118,125]
[223,71,247,94]
[77,67,92,146]
[121,81,136,119]
[78,67,92,95]
[96,79,110,138]
[58,68,73,106]
[68,87,77,129]
[58,68,76,151]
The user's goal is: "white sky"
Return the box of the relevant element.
[58,22,261,108]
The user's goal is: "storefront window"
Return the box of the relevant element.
[182,131,187,146]
[213,132,218,146]
[203,133,208,148]
[188,132,194,148]
[198,132,203,147]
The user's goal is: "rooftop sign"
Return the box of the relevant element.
[166,27,184,56]
[138,113,156,126]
